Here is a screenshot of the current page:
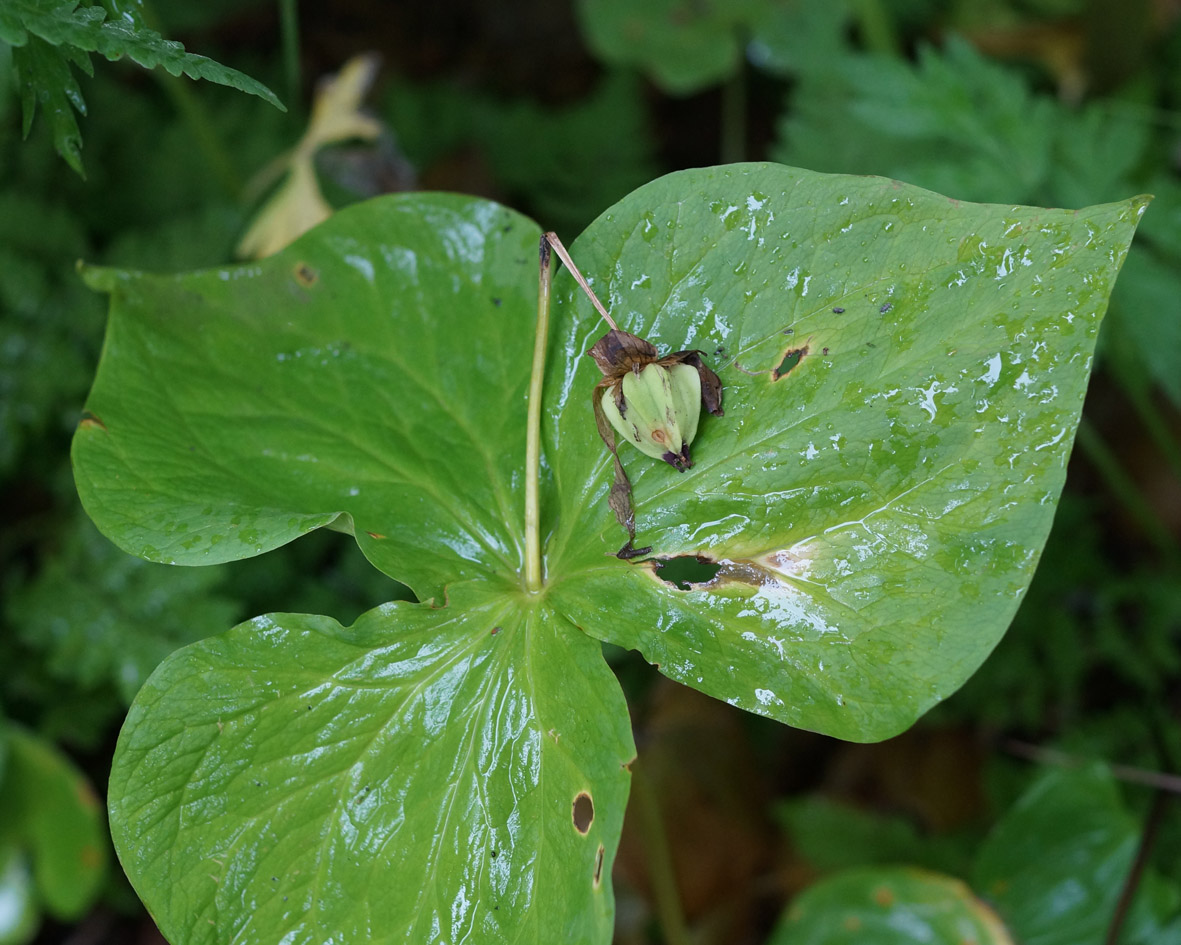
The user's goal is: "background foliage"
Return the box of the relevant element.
[1,1,1179,943]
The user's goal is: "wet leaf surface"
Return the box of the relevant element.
[545,164,1146,740]
[76,196,540,602]
[110,581,632,945]
[73,167,1145,942]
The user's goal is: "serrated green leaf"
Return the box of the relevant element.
[2,0,282,109]
[110,582,634,945]
[544,164,1145,740]
[0,727,108,921]
[12,36,87,174]
[6,513,240,703]
[74,195,541,601]
[769,866,1013,944]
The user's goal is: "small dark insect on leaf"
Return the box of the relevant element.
[543,233,724,558]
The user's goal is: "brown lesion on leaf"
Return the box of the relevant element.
[772,346,808,380]
[593,843,605,887]
[572,792,594,834]
[293,262,318,287]
[642,553,786,591]
[365,531,386,540]
[78,412,107,432]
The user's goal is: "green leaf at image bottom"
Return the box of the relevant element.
[0,726,108,935]
[109,582,634,945]
[973,764,1142,945]
[771,866,1012,945]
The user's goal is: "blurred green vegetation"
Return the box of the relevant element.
[1,1,1179,943]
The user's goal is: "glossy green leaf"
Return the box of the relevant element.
[0,726,108,921]
[769,866,1013,945]
[74,169,1144,944]
[973,764,1140,945]
[546,164,1145,740]
[110,581,633,945]
[75,196,541,602]
[1,0,281,174]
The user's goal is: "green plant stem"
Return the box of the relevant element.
[154,73,243,199]
[1075,418,1177,561]
[139,0,241,199]
[278,0,301,115]
[524,236,551,592]
[853,0,900,56]
[1003,740,1181,794]
[1104,789,1168,945]
[1115,359,1181,485]
[632,761,690,945]
[720,64,746,165]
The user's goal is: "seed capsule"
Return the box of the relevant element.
[539,231,724,558]
[600,362,702,469]
[587,328,724,557]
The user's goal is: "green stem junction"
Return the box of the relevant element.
[524,233,618,592]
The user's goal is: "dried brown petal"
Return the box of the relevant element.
[588,330,660,377]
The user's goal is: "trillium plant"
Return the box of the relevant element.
[73,163,1145,944]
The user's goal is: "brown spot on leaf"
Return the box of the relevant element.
[365,531,386,540]
[78,413,107,432]
[874,885,895,908]
[294,262,318,287]
[593,843,605,886]
[490,626,501,636]
[572,792,594,834]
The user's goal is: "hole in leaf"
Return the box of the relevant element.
[772,347,807,380]
[654,555,721,590]
[593,844,605,886]
[572,792,594,834]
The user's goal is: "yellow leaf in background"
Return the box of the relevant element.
[302,53,383,153]
[237,53,383,259]
[235,160,333,260]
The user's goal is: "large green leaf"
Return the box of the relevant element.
[73,169,1145,944]
[110,581,633,945]
[545,165,1145,740]
[76,197,540,601]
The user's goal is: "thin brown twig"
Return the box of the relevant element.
[1104,790,1169,945]
[543,231,618,330]
[1002,739,1181,794]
